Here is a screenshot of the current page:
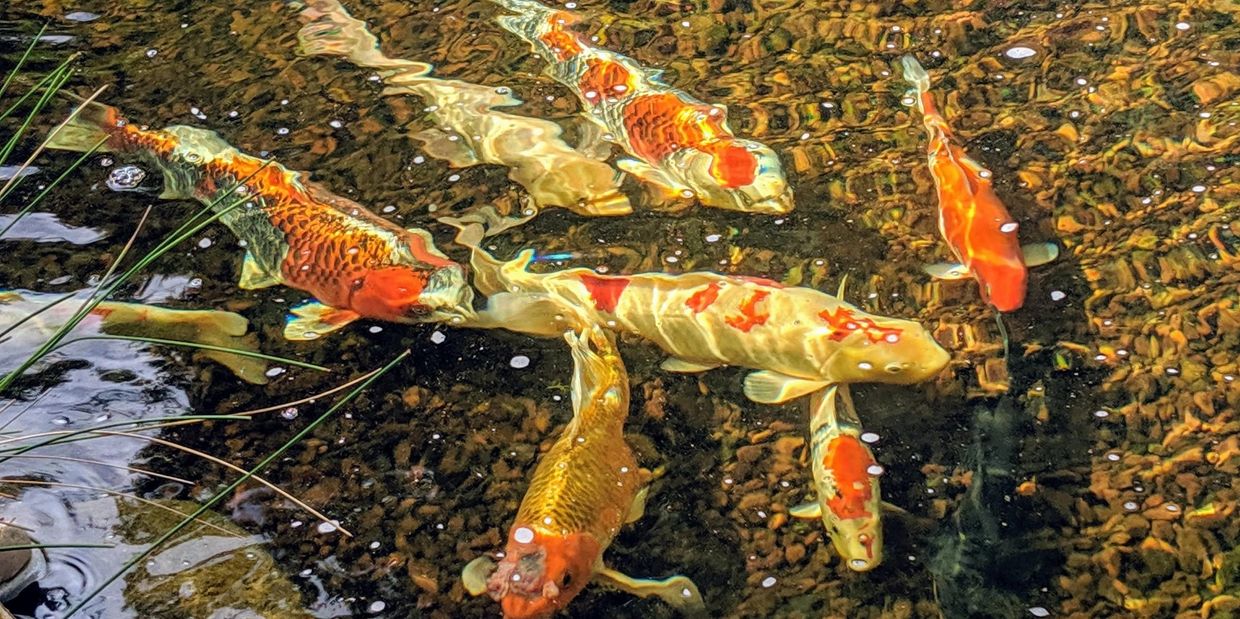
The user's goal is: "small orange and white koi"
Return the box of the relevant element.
[490,0,793,214]
[901,55,1057,312]
[790,385,884,571]
[462,326,703,618]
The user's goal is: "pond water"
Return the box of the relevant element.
[0,0,1237,618]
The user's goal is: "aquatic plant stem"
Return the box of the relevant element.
[0,23,48,104]
[54,335,331,373]
[62,350,409,619]
[0,84,107,204]
[1,479,239,537]
[0,62,76,168]
[0,454,193,485]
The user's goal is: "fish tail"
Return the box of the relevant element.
[97,305,269,384]
[44,99,123,153]
[900,55,932,94]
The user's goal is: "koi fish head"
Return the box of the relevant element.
[485,526,600,619]
[816,308,949,384]
[350,264,473,323]
[673,139,793,214]
[973,256,1028,312]
[814,432,884,572]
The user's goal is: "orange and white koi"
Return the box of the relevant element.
[0,289,268,383]
[490,0,793,214]
[445,212,949,404]
[44,101,474,340]
[462,326,703,618]
[790,386,884,571]
[295,0,630,217]
[901,56,1057,312]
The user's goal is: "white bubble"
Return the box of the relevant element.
[1050,290,1066,301]
[368,601,386,613]
[197,237,212,249]
[329,120,343,129]
[276,127,290,135]
[1005,46,1037,59]
[317,521,339,534]
[1028,608,1050,618]
[510,355,531,369]
[514,527,535,543]
[761,576,777,588]
[866,464,885,476]
[705,233,721,243]
[1191,185,1206,193]
[145,48,158,58]
[1000,222,1019,233]
[266,367,286,377]
[1175,22,1190,30]
[860,432,880,444]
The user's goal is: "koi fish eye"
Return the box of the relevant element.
[560,572,573,588]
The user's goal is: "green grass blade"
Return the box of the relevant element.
[0,415,250,460]
[0,136,106,227]
[0,50,78,125]
[0,62,73,168]
[61,350,410,618]
[55,335,331,373]
[0,23,49,104]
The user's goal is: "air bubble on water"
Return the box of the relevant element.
[228,110,239,118]
[448,174,461,182]
[197,238,212,249]
[145,49,158,58]
[1005,46,1037,59]
[52,416,70,426]
[510,355,531,369]
[1028,608,1050,618]
[276,127,289,136]
[1093,409,1109,418]
[65,11,100,21]
[900,96,916,106]
[1123,501,1138,511]
[494,86,512,95]
[857,362,873,371]
[99,157,114,167]
[761,577,777,588]
[368,326,383,334]
[95,413,111,422]
[430,331,446,344]
[1050,290,1066,301]
[666,255,679,263]
[413,156,425,164]
[513,527,535,543]
[1165,367,1180,375]
[978,169,993,178]
[298,568,312,577]
[317,521,339,534]
[860,432,880,443]
[369,601,386,614]
[1106,452,1120,461]
[681,20,691,28]
[867,464,884,476]
[281,407,299,420]
[1075,77,1088,86]
[106,165,147,191]
[1175,22,1190,31]
[266,367,286,377]
[1000,222,1019,233]
[705,233,721,243]
[1165,503,1180,512]
[1191,185,1206,193]
[329,120,343,129]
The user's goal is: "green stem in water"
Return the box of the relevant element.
[54,335,331,373]
[62,350,410,618]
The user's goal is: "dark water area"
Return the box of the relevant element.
[0,0,1237,618]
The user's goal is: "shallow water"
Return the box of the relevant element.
[0,0,1237,618]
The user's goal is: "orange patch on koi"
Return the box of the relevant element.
[699,140,758,188]
[578,59,635,104]
[685,281,720,313]
[823,435,875,520]
[819,307,902,344]
[724,290,769,332]
[538,29,582,61]
[579,274,629,313]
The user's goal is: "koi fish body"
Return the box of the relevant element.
[44,101,474,340]
[446,216,949,404]
[901,56,1057,312]
[462,326,703,617]
[491,0,793,214]
[0,289,268,383]
[790,386,884,571]
[295,0,630,217]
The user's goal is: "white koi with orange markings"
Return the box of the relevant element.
[489,0,793,214]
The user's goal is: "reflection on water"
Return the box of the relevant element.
[0,0,1237,617]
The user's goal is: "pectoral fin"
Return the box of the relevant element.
[923,262,971,280]
[461,556,497,597]
[660,357,719,374]
[625,487,649,524]
[790,501,823,520]
[413,128,481,167]
[593,566,705,613]
[617,158,687,197]
[239,251,281,290]
[743,371,829,404]
[1021,242,1060,267]
[283,301,359,340]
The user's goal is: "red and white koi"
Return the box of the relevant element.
[45,101,474,340]
[901,56,1057,312]
[490,0,793,214]
[445,213,949,404]
[790,386,884,571]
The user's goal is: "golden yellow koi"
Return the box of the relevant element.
[462,326,703,618]
[294,0,630,217]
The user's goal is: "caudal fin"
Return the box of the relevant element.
[44,100,122,153]
[900,55,931,94]
[97,305,269,384]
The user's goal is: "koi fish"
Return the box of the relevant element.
[901,56,1057,312]
[790,386,883,571]
[44,101,474,340]
[294,0,631,217]
[490,0,793,214]
[444,211,949,404]
[462,325,703,618]
[0,289,268,383]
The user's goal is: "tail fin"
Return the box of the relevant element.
[44,100,122,153]
[295,0,433,76]
[900,55,931,94]
[97,304,269,384]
